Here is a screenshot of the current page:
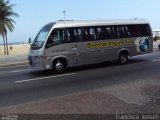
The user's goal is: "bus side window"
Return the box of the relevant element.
[111,26,116,39]
[81,28,86,41]
[73,29,79,42]
[118,26,128,38]
[46,29,65,48]
[97,27,108,40]
[93,27,101,40]
[139,24,151,36]
[65,29,71,43]
[68,28,75,42]
[89,28,97,40]
[84,28,92,41]
[46,34,54,49]
[128,25,139,37]
[125,26,131,38]
[115,26,120,38]
[76,28,83,42]
[146,25,151,36]
[53,30,65,45]
[84,27,98,41]
[105,27,112,39]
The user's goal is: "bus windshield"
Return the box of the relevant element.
[31,23,54,50]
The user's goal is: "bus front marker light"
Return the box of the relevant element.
[47,57,51,60]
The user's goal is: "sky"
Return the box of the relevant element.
[2,0,160,43]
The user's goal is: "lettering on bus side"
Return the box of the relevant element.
[87,39,133,49]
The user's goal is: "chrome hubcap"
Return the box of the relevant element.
[120,55,127,63]
[56,62,64,72]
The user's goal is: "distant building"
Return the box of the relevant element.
[153,29,160,37]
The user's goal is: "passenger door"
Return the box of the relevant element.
[72,27,104,65]
[44,29,66,69]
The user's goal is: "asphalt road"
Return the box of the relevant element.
[0,50,160,108]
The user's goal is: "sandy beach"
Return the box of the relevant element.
[0,44,30,56]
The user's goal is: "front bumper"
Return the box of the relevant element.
[28,56,45,71]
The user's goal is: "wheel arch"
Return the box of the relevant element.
[118,48,130,57]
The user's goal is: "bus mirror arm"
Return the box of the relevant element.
[29,38,32,45]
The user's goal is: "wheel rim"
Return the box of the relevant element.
[120,54,127,63]
[55,62,65,73]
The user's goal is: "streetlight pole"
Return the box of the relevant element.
[63,11,66,20]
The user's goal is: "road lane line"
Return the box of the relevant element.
[15,73,75,83]
[152,59,160,62]
[11,69,33,73]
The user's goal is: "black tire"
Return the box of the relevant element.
[118,53,128,64]
[53,59,67,73]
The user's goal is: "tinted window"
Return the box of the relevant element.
[138,24,151,36]
[46,29,65,48]
[127,24,151,37]
[65,28,83,42]
[66,27,100,42]
[46,24,151,47]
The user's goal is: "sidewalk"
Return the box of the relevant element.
[0,54,28,67]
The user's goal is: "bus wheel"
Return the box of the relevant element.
[53,59,67,73]
[118,53,128,64]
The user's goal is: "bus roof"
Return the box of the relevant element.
[52,19,150,28]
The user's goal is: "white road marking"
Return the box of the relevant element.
[11,69,33,73]
[152,59,160,62]
[15,73,75,83]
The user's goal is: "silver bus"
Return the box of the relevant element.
[28,19,153,73]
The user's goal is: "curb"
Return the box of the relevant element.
[0,61,28,67]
